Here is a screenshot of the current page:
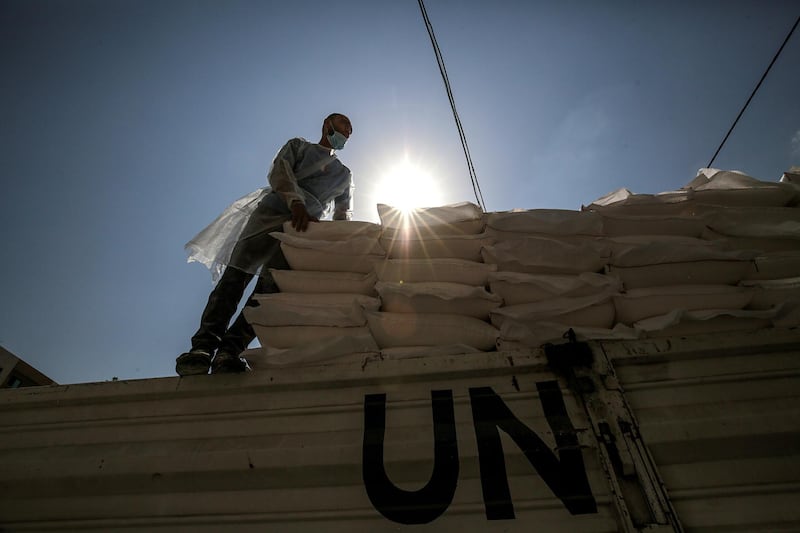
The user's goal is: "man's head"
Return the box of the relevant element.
[321,113,352,150]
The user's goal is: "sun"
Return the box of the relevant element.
[371,158,444,212]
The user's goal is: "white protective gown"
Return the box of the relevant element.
[185,138,352,281]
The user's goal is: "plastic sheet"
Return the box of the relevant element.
[184,187,279,282]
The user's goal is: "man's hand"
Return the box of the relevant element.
[290,202,319,232]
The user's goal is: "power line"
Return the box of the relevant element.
[707,14,800,168]
[417,0,486,211]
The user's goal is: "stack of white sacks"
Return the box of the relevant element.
[492,168,800,348]
[482,208,630,349]
[588,168,800,340]
[244,167,800,366]
[243,220,385,366]
[369,202,501,357]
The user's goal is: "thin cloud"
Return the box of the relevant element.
[792,129,800,156]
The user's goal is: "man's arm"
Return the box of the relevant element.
[268,139,304,208]
[268,139,318,231]
[333,173,353,221]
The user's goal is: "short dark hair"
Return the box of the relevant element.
[325,113,347,123]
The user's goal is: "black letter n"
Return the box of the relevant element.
[469,382,597,520]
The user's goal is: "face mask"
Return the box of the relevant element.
[327,128,347,150]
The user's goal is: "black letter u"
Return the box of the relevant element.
[362,390,459,524]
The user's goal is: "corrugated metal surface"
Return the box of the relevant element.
[0,351,621,532]
[601,328,800,532]
[5,328,796,531]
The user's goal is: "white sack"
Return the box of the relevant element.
[271,231,384,255]
[498,321,639,349]
[482,237,610,275]
[745,251,800,280]
[773,302,800,328]
[491,293,616,329]
[251,324,372,349]
[703,206,800,239]
[583,188,692,215]
[485,209,603,236]
[701,228,800,253]
[609,236,756,267]
[486,228,603,246]
[600,214,707,238]
[280,246,383,273]
[634,307,779,337]
[684,168,796,207]
[374,258,497,286]
[281,220,382,240]
[740,277,800,310]
[378,202,485,235]
[269,269,377,295]
[489,272,621,306]
[605,261,755,289]
[365,310,498,350]
[281,243,384,274]
[376,281,502,319]
[272,232,385,273]
[781,168,800,185]
[379,232,493,261]
[251,335,379,367]
[613,285,753,325]
[244,293,381,327]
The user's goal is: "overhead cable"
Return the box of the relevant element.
[707,14,800,168]
[417,0,486,211]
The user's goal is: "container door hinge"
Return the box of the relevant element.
[552,337,684,532]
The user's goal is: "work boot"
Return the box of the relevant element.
[175,349,213,376]
[211,352,251,374]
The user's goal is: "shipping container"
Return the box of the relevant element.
[2,327,797,531]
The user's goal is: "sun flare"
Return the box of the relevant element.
[371,159,443,212]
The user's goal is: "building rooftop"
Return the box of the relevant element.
[0,346,56,389]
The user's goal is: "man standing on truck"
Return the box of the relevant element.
[177,113,354,376]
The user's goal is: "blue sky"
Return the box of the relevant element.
[1,0,798,384]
